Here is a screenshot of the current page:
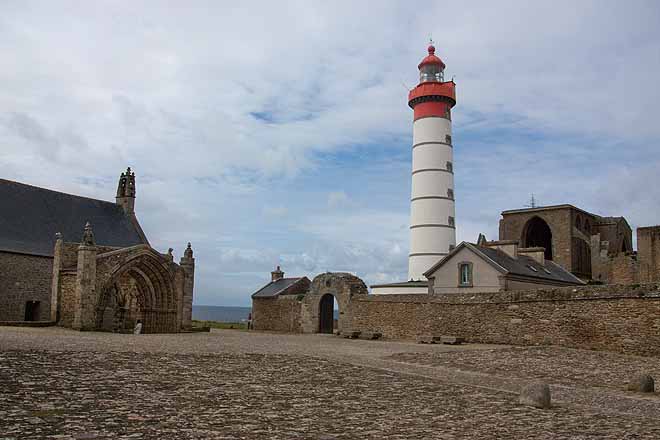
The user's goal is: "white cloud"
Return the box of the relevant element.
[1,1,659,305]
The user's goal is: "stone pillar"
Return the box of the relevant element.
[50,232,63,322]
[73,223,98,331]
[179,242,195,330]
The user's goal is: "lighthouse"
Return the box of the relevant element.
[407,43,457,281]
[370,42,457,294]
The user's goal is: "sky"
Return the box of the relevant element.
[1,1,659,306]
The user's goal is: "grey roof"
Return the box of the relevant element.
[251,277,307,298]
[475,245,585,284]
[0,179,146,257]
[424,242,584,285]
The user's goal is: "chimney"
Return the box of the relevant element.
[271,265,284,282]
[519,247,546,266]
[484,239,519,258]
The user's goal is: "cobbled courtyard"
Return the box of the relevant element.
[1,327,660,439]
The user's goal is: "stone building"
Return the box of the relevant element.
[424,238,584,294]
[0,168,194,332]
[499,205,632,280]
[251,268,367,334]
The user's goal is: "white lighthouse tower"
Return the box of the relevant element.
[407,42,457,281]
[371,42,457,294]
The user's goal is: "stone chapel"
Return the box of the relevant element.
[0,168,194,332]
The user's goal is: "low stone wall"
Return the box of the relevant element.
[252,296,302,332]
[349,283,660,357]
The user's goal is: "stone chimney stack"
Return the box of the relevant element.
[116,167,136,215]
[519,247,546,266]
[271,265,284,282]
[485,240,519,258]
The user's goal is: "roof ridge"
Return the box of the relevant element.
[0,178,118,207]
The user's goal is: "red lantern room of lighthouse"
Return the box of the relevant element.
[408,44,456,118]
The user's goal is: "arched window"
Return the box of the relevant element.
[522,216,553,260]
[571,238,592,277]
[575,215,582,230]
[584,219,591,234]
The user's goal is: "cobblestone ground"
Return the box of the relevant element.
[1,328,660,439]
[389,346,660,391]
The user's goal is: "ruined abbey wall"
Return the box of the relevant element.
[348,283,660,357]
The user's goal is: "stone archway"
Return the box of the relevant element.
[95,250,180,333]
[300,272,368,334]
[318,293,335,334]
[522,216,553,260]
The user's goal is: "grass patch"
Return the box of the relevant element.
[192,320,247,330]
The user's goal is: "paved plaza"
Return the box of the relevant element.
[1,327,660,439]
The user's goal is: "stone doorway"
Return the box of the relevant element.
[318,293,335,334]
[24,301,40,321]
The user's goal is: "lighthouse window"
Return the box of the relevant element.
[445,134,452,144]
[420,65,444,83]
[447,188,454,199]
[446,161,453,173]
[448,216,455,227]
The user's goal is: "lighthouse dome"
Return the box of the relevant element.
[418,44,445,83]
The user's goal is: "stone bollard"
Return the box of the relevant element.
[627,374,655,393]
[519,382,551,409]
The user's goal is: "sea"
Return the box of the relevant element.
[192,305,252,323]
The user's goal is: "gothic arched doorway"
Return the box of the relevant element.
[96,252,178,333]
[523,216,553,260]
[318,293,336,334]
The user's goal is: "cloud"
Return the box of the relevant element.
[1,1,659,305]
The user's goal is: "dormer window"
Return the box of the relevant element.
[526,264,538,272]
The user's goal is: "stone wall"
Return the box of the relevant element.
[0,251,53,321]
[638,226,660,283]
[499,207,575,273]
[348,283,660,357]
[252,296,302,332]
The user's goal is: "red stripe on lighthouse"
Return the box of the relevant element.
[413,101,448,121]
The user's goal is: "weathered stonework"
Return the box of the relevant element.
[348,283,660,357]
[0,251,53,321]
[251,272,368,334]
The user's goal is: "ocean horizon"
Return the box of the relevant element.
[192,305,252,322]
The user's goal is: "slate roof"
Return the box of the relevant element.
[424,242,585,285]
[475,245,585,284]
[251,277,307,298]
[0,179,147,257]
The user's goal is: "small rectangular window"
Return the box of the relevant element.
[447,188,454,199]
[445,134,452,144]
[446,161,453,172]
[459,263,472,286]
[448,216,455,227]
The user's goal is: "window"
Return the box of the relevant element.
[458,262,473,287]
[526,264,538,272]
[446,161,453,173]
[447,188,454,199]
[575,215,582,230]
[445,134,452,144]
[448,216,455,227]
